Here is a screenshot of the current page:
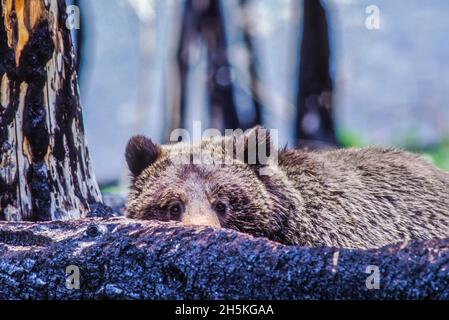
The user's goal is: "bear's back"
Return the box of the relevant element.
[277,147,449,248]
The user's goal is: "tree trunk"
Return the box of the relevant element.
[239,0,262,129]
[295,0,337,148]
[0,0,102,221]
[0,217,447,299]
[173,0,240,133]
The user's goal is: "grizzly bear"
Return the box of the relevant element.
[125,127,449,249]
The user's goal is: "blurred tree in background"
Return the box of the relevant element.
[238,0,263,128]
[172,0,241,133]
[164,0,337,148]
[295,0,336,148]
[171,0,336,145]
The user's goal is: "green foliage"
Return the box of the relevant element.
[100,184,125,194]
[336,129,365,148]
[420,139,449,172]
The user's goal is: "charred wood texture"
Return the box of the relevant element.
[296,0,337,148]
[0,217,448,299]
[0,0,102,221]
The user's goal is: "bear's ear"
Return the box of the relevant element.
[242,126,273,166]
[125,135,161,177]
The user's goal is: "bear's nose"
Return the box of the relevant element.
[181,203,221,228]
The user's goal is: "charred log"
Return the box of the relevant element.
[0,217,447,299]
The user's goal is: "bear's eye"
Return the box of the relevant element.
[167,201,184,217]
[213,201,227,215]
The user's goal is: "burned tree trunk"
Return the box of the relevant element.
[295,0,337,148]
[238,0,262,129]
[0,0,102,221]
[173,0,240,133]
[0,217,448,299]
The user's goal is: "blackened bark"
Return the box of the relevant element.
[295,0,337,148]
[0,0,102,221]
[174,0,240,132]
[0,217,448,299]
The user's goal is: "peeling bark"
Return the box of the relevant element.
[0,0,102,221]
[0,217,448,299]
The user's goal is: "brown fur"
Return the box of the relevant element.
[125,128,449,249]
